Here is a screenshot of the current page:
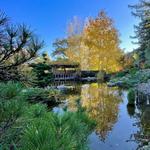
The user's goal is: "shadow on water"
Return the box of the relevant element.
[50,81,150,150]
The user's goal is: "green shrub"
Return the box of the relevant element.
[0,82,24,100]
[0,82,95,150]
[0,99,26,148]
[23,88,60,104]
[0,103,48,149]
[0,82,26,124]
[127,89,135,106]
[21,111,95,150]
[144,63,150,69]
[30,63,54,87]
[23,103,48,119]
[0,83,50,149]
[129,68,138,77]
[115,71,126,78]
[0,99,25,123]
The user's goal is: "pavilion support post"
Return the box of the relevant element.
[146,95,150,105]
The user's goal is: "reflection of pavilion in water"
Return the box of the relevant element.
[50,81,81,96]
[51,81,81,112]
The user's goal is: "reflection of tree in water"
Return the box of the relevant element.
[64,83,122,141]
[127,105,136,118]
[81,83,122,141]
[66,95,80,111]
[141,108,150,135]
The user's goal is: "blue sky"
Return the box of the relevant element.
[1,0,139,55]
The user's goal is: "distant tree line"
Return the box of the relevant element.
[129,0,150,68]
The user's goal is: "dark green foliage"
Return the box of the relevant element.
[0,82,56,149]
[0,82,26,149]
[127,104,135,117]
[0,104,48,149]
[0,82,94,150]
[0,82,24,100]
[129,67,138,77]
[21,111,95,150]
[23,104,48,119]
[145,45,150,65]
[129,0,150,67]
[127,89,135,106]
[144,62,150,69]
[0,82,25,123]
[30,63,53,87]
[23,87,60,104]
[114,71,127,78]
[52,38,68,59]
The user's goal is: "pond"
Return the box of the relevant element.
[52,82,150,150]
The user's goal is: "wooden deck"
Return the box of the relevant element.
[50,61,80,81]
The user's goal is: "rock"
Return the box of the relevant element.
[107,81,123,87]
[136,82,150,96]
[81,77,97,81]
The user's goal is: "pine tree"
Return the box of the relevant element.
[0,11,44,81]
[52,38,68,59]
[129,0,150,67]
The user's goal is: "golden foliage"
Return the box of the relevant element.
[82,11,123,72]
[54,11,124,73]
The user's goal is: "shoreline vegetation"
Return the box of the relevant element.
[0,82,95,150]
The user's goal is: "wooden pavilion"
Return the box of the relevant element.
[50,60,80,81]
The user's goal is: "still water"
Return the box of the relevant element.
[52,82,150,150]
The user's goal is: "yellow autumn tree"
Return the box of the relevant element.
[65,16,93,70]
[83,11,123,72]
[53,11,123,72]
[52,17,84,65]
[65,16,83,64]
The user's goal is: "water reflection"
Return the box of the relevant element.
[133,106,150,147]
[127,105,136,118]
[61,83,122,141]
[53,82,150,149]
[81,83,122,141]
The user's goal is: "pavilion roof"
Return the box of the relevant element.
[49,60,79,68]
